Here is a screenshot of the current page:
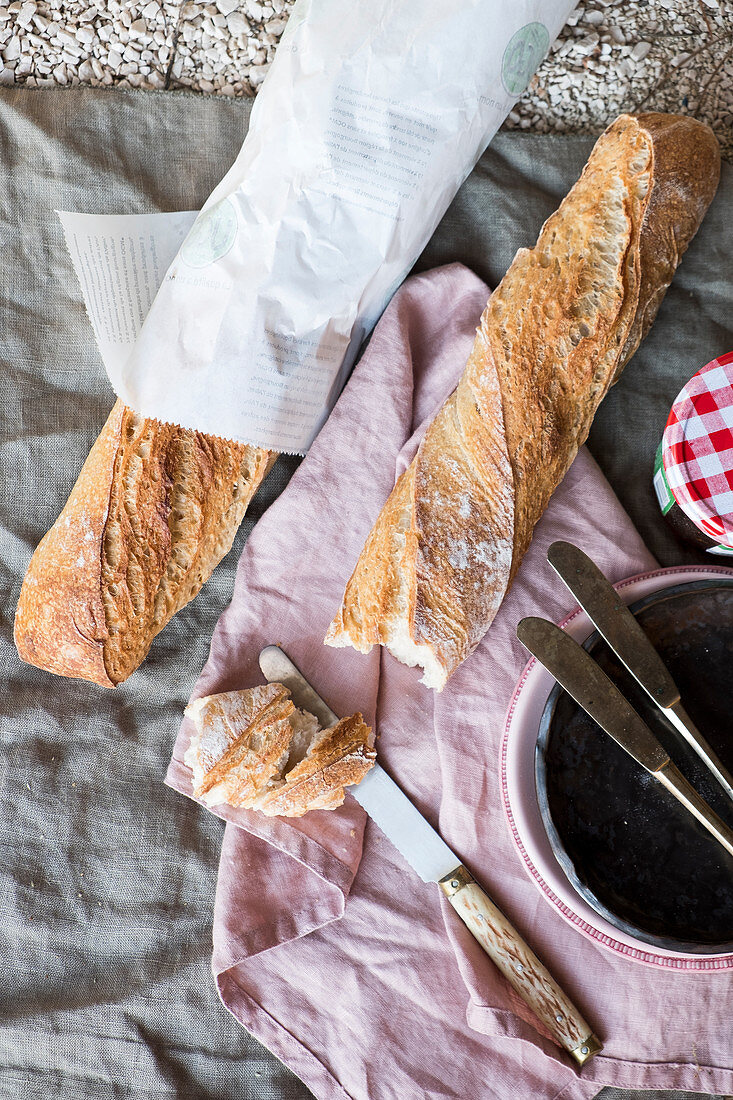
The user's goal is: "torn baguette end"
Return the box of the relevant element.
[325,603,449,691]
[323,616,374,655]
[385,628,449,692]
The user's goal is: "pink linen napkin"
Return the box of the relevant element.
[166,263,733,1100]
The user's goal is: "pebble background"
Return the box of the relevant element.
[0,0,730,155]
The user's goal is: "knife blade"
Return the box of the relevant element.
[516,617,733,860]
[258,644,602,1067]
[546,540,733,806]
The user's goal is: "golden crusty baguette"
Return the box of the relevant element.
[183,683,375,816]
[325,113,721,690]
[14,400,275,687]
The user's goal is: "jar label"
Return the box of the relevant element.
[653,441,674,515]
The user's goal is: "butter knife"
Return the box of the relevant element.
[516,617,733,860]
[547,540,733,806]
[259,644,602,1067]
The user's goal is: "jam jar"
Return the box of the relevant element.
[654,351,733,556]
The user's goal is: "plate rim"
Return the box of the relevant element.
[501,563,733,970]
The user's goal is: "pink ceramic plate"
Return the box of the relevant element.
[501,564,733,970]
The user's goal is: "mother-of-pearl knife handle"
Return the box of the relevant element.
[439,866,602,1066]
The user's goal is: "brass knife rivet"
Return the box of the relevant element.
[451,880,459,888]
[581,1046,589,1055]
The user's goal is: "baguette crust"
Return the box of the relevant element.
[14,400,275,687]
[13,401,124,686]
[326,113,720,689]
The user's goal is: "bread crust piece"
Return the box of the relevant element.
[14,400,275,687]
[256,713,376,818]
[184,683,376,816]
[184,683,295,807]
[326,113,720,690]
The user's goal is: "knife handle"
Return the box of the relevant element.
[439,866,602,1067]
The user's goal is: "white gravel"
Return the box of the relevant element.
[0,0,731,156]
[509,0,733,155]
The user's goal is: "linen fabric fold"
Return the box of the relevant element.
[166,263,733,1099]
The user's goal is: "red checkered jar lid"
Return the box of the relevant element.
[662,351,733,548]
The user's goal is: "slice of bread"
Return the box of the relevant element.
[184,683,375,816]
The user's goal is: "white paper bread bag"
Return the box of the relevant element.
[99,0,578,454]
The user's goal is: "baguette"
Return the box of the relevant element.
[14,400,275,687]
[325,113,721,690]
[184,683,375,815]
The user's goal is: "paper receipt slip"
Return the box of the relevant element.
[67,0,576,455]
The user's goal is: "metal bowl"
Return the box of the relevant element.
[535,579,733,955]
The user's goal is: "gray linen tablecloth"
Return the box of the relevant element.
[0,87,730,1100]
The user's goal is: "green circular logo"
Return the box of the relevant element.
[180,197,238,268]
[501,22,550,96]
